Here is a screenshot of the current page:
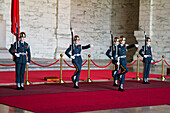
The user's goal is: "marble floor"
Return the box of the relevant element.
[0,104,170,113]
[80,105,170,113]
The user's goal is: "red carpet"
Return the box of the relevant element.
[0,70,170,83]
[0,81,170,113]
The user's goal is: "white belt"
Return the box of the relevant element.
[145,55,151,57]
[19,52,27,55]
[74,54,81,56]
[119,55,126,58]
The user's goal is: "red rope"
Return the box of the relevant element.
[151,59,162,64]
[0,64,15,67]
[81,60,88,66]
[140,59,162,64]
[63,60,74,68]
[31,60,59,67]
[127,60,137,67]
[165,60,170,67]
[91,60,112,68]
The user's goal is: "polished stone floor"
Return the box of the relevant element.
[0,104,170,113]
[80,105,170,113]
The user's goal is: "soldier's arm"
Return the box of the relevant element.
[65,45,72,58]
[82,44,90,49]
[9,42,16,56]
[27,45,31,63]
[126,44,136,49]
[151,47,153,60]
[139,46,144,57]
[106,46,112,59]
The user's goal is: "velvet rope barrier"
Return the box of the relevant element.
[165,60,170,67]
[31,59,59,67]
[63,60,74,68]
[127,60,137,67]
[140,59,162,64]
[91,60,112,68]
[63,60,88,68]
[0,64,15,67]
[81,60,88,66]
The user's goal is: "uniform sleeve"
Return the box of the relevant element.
[82,44,90,49]
[9,42,16,56]
[27,44,31,63]
[139,46,144,57]
[151,47,153,60]
[127,44,136,49]
[113,46,118,63]
[106,46,112,59]
[65,45,72,58]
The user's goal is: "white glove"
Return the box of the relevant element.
[71,56,75,59]
[111,57,113,60]
[15,53,20,57]
[144,55,148,58]
[135,44,139,48]
[91,44,94,48]
[27,62,30,65]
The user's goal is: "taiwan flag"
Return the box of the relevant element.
[11,0,20,36]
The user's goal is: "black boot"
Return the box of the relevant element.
[16,86,21,90]
[71,76,75,83]
[113,83,119,87]
[73,84,79,89]
[20,87,25,90]
[118,87,125,92]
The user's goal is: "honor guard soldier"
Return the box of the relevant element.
[139,37,152,84]
[106,37,120,87]
[9,32,31,90]
[65,35,91,88]
[117,36,138,91]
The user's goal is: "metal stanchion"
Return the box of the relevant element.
[133,55,142,81]
[57,54,65,83]
[109,63,115,81]
[24,63,32,85]
[84,54,93,82]
[159,55,166,81]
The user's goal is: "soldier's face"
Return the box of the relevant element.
[147,41,151,45]
[75,40,79,44]
[115,41,119,45]
[121,40,125,45]
[21,37,25,42]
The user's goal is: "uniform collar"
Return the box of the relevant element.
[120,44,124,47]
[20,41,24,44]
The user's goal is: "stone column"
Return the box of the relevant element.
[0,14,12,59]
[55,0,71,59]
[134,0,152,60]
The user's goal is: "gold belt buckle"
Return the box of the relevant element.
[22,52,25,55]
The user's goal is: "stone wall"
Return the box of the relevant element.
[70,0,112,60]
[70,0,139,61]
[111,0,139,62]
[134,0,170,63]
[0,0,57,59]
[152,0,170,63]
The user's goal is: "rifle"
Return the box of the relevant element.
[70,27,74,56]
[144,31,147,55]
[15,18,19,53]
[110,31,119,75]
[110,31,114,57]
